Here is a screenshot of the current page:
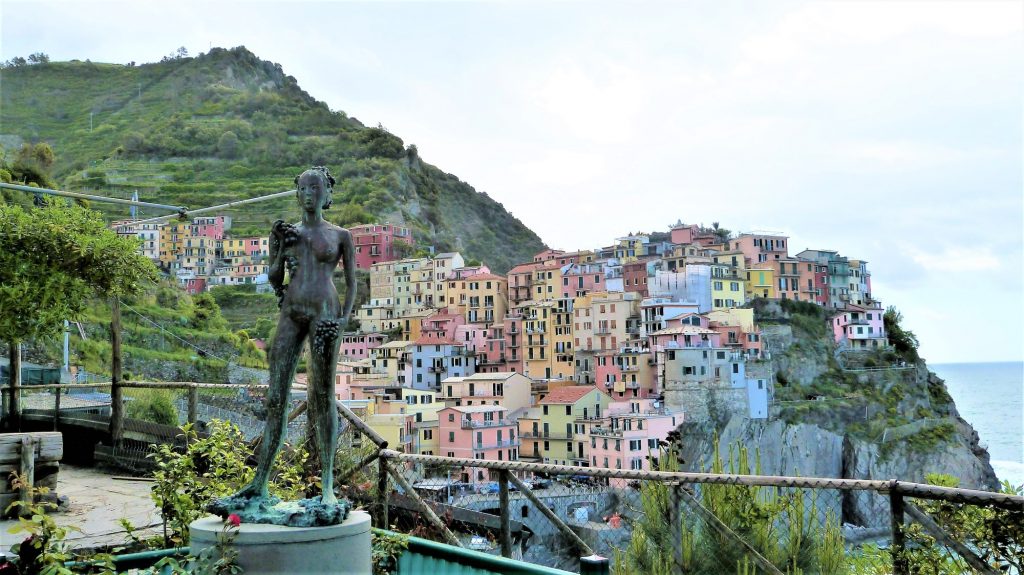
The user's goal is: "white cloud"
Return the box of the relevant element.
[906,246,1001,272]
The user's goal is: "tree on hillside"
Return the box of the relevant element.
[0,201,159,427]
[10,142,57,188]
[884,306,919,361]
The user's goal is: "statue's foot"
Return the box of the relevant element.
[208,483,276,518]
[320,492,339,506]
[230,483,269,503]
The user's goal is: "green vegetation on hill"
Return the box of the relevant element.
[0,46,545,272]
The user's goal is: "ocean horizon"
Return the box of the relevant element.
[930,361,1024,489]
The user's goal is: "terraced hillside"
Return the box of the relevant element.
[0,46,545,272]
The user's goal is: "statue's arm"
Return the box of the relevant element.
[340,229,356,323]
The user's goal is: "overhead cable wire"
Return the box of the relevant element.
[117,299,229,363]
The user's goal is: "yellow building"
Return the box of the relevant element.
[463,273,508,326]
[528,385,611,466]
[366,412,414,453]
[745,268,776,300]
[614,234,648,264]
[371,341,411,384]
[399,308,433,341]
[711,267,746,309]
[518,300,558,380]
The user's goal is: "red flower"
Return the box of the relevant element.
[227,514,242,527]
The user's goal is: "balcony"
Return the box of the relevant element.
[519,431,571,440]
[593,328,611,335]
[428,366,445,373]
[474,439,521,450]
[589,426,623,438]
[461,418,512,429]
[507,326,520,334]
[620,364,640,372]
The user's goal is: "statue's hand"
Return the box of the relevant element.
[271,219,288,238]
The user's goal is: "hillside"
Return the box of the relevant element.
[0,46,545,273]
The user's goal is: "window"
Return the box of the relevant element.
[543,405,549,415]
[448,432,455,442]
[565,405,572,416]
[423,430,433,440]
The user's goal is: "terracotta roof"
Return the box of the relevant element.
[508,262,542,274]
[539,385,605,405]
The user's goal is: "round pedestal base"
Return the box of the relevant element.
[190,510,371,574]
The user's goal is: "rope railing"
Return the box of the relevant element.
[379,450,1024,511]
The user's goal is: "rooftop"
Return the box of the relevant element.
[539,385,603,405]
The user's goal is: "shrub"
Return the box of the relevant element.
[126,390,178,425]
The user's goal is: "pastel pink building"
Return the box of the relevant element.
[453,324,488,355]
[669,224,698,246]
[192,216,229,240]
[562,262,605,299]
[533,249,566,263]
[349,223,414,270]
[340,332,387,361]
[708,322,763,359]
[240,237,270,258]
[420,312,467,342]
[452,265,492,280]
[831,304,887,349]
[438,405,520,485]
[478,323,510,374]
[594,348,656,399]
[588,399,681,486]
[730,233,789,267]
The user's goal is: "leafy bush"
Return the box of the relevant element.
[126,390,179,425]
[150,420,313,546]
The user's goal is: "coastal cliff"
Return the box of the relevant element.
[674,300,998,528]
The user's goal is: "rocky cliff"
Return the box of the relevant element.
[674,301,998,529]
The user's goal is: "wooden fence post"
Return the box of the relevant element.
[18,436,34,515]
[109,299,124,447]
[377,457,389,528]
[498,470,513,558]
[7,342,22,431]
[52,387,61,431]
[890,481,908,575]
[187,385,198,425]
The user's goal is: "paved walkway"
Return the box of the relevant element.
[0,464,162,552]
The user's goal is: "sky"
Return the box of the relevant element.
[2,1,1022,364]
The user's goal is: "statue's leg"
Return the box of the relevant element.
[238,315,307,499]
[308,319,341,504]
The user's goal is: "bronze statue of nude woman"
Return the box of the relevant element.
[210,166,356,526]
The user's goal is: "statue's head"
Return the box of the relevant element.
[294,166,335,211]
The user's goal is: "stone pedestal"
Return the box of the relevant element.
[190,510,371,574]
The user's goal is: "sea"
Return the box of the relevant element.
[930,361,1024,489]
